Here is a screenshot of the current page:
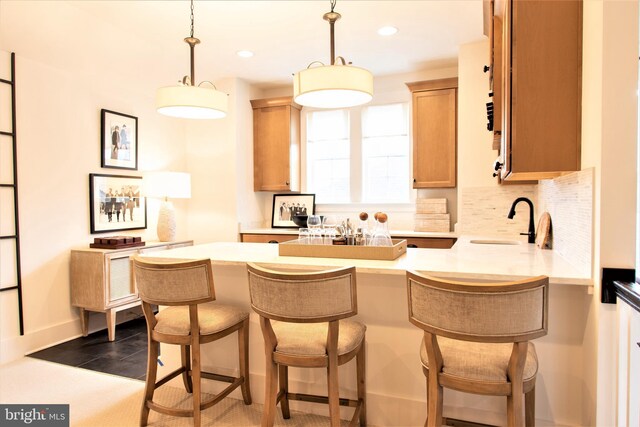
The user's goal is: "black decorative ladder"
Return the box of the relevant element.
[0,52,24,335]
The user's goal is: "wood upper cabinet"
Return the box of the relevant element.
[251,97,301,192]
[494,0,582,181]
[407,78,458,188]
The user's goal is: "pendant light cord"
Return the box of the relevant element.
[190,0,195,38]
[330,0,336,12]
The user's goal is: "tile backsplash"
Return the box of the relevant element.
[458,169,593,275]
[458,185,538,237]
[538,168,593,276]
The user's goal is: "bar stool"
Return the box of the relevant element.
[132,256,252,427]
[246,263,366,427]
[406,271,549,427]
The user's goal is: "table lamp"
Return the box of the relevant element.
[144,172,191,242]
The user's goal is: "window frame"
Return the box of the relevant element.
[302,102,414,208]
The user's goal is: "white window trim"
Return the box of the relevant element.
[301,102,416,207]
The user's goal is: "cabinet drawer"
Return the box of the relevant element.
[241,233,297,244]
[403,237,457,249]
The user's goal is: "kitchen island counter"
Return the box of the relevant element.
[150,237,592,286]
[148,239,592,426]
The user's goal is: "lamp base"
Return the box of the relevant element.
[157,201,176,242]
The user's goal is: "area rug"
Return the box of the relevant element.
[0,358,355,426]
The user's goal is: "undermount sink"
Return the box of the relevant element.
[469,239,521,245]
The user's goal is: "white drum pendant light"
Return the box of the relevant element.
[293,0,373,109]
[156,0,227,119]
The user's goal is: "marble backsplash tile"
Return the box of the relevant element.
[458,185,538,238]
[538,168,593,276]
[458,169,593,275]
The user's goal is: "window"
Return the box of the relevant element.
[306,110,351,203]
[362,104,410,202]
[306,103,410,204]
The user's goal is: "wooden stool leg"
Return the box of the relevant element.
[356,342,367,427]
[262,357,278,427]
[525,385,536,427]
[423,371,429,427]
[279,364,290,419]
[426,371,443,427]
[239,318,252,405]
[327,322,341,427]
[140,339,159,426]
[192,339,202,427]
[507,342,527,427]
[261,317,278,427]
[181,345,193,393]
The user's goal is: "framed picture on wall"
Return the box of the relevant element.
[101,109,138,170]
[89,173,146,233]
[271,193,316,228]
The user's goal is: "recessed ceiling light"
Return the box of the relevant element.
[236,50,254,58]
[377,26,398,36]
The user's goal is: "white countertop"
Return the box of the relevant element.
[150,237,592,286]
[240,228,458,238]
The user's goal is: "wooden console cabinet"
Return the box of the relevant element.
[70,240,193,341]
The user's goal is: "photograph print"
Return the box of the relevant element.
[101,109,138,170]
[271,193,315,228]
[90,173,146,233]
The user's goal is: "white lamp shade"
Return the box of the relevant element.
[144,172,191,199]
[156,85,227,119]
[293,64,373,108]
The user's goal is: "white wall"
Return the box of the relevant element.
[0,1,188,361]
[581,1,639,425]
[458,39,495,189]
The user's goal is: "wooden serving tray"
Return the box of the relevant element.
[90,236,145,250]
[278,239,407,260]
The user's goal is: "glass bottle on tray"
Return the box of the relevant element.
[370,212,392,246]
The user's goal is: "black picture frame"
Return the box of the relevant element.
[271,193,316,228]
[101,109,138,170]
[89,173,146,234]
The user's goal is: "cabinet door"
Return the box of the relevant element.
[106,252,136,306]
[253,105,300,192]
[616,301,640,427]
[412,88,457,188]
[500,0,581,181]
[403,237,456,249]
[629,307,640,427]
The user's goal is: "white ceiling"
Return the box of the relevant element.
[1,0,484,90]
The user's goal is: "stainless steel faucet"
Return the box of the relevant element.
[508,197,536,244]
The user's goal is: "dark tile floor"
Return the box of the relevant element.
[28,317,148,380]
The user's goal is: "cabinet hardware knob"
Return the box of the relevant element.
[413,178,417,183]
[483,65,490,73]
[285,181,289,186]
[494,161,504,171]
[493,172,499,178]
[268,240,278,244]
[407,244,418,249]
